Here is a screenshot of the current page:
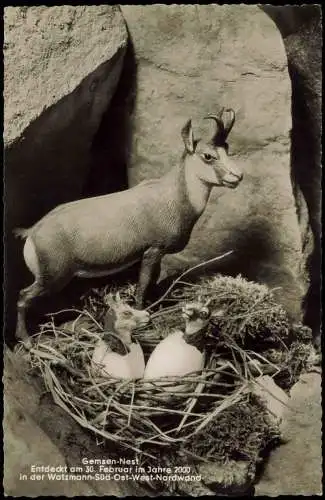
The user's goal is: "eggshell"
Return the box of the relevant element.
[127,343,146,379]
[91,340,145,380]
[144,331,204,380]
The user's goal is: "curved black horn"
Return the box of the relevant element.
[218,106,225,119]
[203,113,226,143]
[222,108,236,138]
[204,107,236,143]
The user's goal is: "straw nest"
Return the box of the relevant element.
[22,273,313,492]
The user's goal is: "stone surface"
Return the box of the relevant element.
[255,372,322,496]
[3,393,96,496]
[4,6,127,343]
[262,5,322,342]
[3,348,150,496]
[121,5,306,322]
[4,6,126,147]
[251,375,289,426]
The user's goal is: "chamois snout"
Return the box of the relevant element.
[216,148,243,189]
[221,162,243,189]
[192,143,243,189]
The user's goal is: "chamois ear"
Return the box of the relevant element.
[104,292,117,309]
[204,297,212,308]
[181,119,195,154]
[220,108,236,140]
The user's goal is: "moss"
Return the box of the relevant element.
[188,396,281,468]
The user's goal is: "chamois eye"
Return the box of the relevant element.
[200,310,210,319]
[202,153,214,163]
[122,311,132,318]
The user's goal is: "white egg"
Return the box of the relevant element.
[127,342,146,379]
[144,331,205,381]
[91,339,145,380]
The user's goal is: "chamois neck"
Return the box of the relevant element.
[102,331,131,355]
[182,154,212,215]
[161,155,211,217]
[183,326,206,350]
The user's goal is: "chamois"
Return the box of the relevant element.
[91,292,150,380]
[14,108,243,345]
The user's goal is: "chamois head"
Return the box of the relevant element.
[181,298,212,336]
[104,292,150,344]
[181,108,243,188]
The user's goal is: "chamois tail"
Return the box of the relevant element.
[13,227,30,240]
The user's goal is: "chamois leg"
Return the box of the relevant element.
[15,280,48,348]
[136,247,163,308]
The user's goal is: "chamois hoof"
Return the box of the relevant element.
[16,333,33,351]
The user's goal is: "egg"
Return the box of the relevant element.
[143,300,213,387]
[91,338,145,380]
[143,330,205,381]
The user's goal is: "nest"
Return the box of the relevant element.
[22,274,313,493]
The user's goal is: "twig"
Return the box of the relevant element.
[146,250,234,311]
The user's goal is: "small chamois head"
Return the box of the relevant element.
[104,292,150,344]
[181,108,243,188]
[181,298,212,336]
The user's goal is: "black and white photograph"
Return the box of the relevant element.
[3,4,322,496]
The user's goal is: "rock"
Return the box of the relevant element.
[121,5,306,322]
[177,480,215,497]
[255,372,322,496]
[262,5,322,343]
[3,392,96,496]
[250,375,290,427]
[4,6,127,342]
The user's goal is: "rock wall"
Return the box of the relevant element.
[4,6,127,343]
[262,5,322,341]
[120,5,306,322]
